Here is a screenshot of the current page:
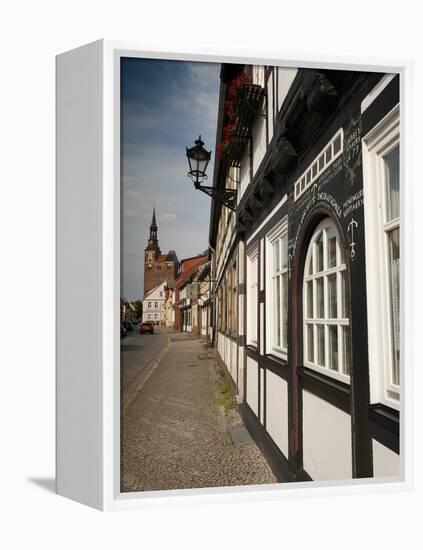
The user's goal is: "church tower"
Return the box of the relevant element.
[143,208,179,297]
[145,208,161,260]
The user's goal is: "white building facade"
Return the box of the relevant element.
[142,281,166,325]
[209,65,400,482]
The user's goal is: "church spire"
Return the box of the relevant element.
[150,207,158,240]
[146,207,160,253]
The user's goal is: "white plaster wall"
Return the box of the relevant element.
[217,333,237,385]
[302,390,353,480]
[246,356,259,416]
[267,70,274,143]
[266,371,289,457]
[259,368,265,424]
[252,113,266,176]
[239,154,249,201]
[225,336,230,375]
[231,340,237,383]
[372,439,400,477]
[277,68,298,113]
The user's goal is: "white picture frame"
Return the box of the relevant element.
[56,39,412,511]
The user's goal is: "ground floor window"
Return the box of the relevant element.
[303,218,350,382]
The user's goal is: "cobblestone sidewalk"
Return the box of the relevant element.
[121,332,276,492]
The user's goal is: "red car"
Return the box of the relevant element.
[140,322,154,335]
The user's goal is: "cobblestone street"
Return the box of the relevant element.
[121,331,276,492]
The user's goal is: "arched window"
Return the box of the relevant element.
[303,218,351,382]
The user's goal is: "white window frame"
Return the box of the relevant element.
[147,301,151,309]
[362,104,400,409]
[302,218,350,383]
[246,242,259,347]
[265,217,288,360]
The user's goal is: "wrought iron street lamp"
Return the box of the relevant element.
[186,136,237,211]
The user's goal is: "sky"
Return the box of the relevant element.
[121,57,221,300]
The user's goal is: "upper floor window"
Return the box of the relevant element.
[266,218,288,359]
[148,302,152,309]
[362,105,400,408]
[384,146,400,386]
[303,218,351,383]
[154,302,158,308]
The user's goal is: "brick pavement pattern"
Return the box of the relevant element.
[121,332,276,492]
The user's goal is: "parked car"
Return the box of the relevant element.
[120,323,127,338]
[140,322,154,335]
[122,320,134,332]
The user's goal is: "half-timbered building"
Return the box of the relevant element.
[209,64,400,481]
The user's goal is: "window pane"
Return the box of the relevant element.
[273,240,280,272]
[317,325,325,366]
[341,271,350,318]
[306,281,313,318]
[327,226,337,268]
[389,227,400,385]
[316,233,324,272]
[328,325,338,371]
[342,326,351,375]
[307,252,313,275]
[384,146,400,222]
[307,324,314,362]
[282,272,288,348]
[328,274,337,318]
[316,278,324,318]
[274,276,281,347]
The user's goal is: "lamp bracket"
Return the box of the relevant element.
[194,184,237,211]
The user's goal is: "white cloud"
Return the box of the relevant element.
[160,212,177,221]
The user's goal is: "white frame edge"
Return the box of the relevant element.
[56,39,413,511]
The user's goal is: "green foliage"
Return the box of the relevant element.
[132,300,143,316]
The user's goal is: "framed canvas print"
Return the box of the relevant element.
[56,40,411,510]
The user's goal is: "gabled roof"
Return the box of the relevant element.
[143,280,167,300]
[175,255,208,289]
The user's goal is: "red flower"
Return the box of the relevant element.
[223,123,235,140]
